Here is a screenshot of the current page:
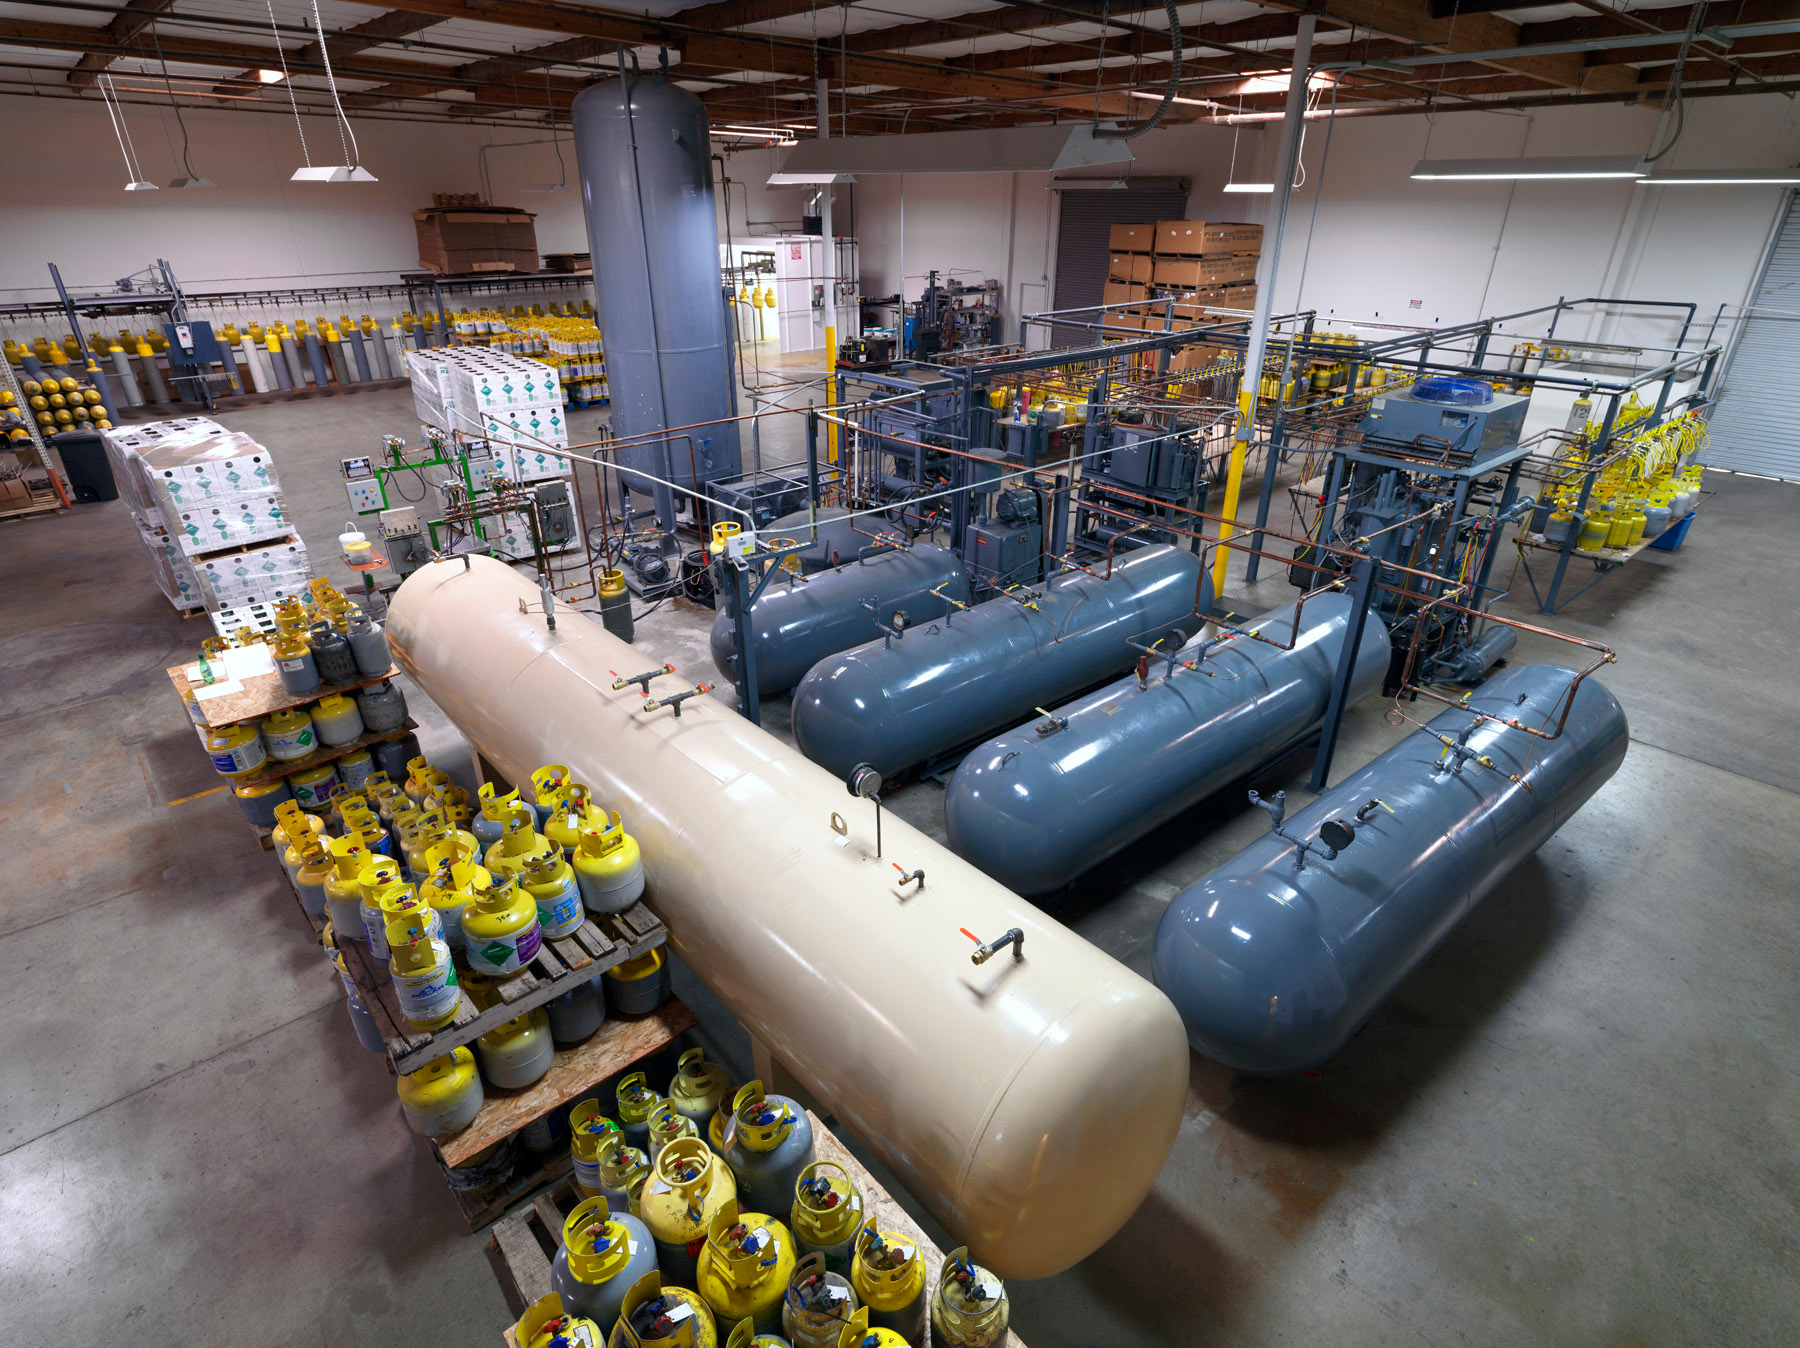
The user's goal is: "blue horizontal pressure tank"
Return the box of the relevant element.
[710,543,971,697]
[1152,663,1628,1075]
[945,593,1391,896]
[791,544,1209,780]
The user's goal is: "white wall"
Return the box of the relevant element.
[0,94,590,307]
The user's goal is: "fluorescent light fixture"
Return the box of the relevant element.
[1412,155,1645,180]
[1223,182,1274,193]
[168,176,216,188]
[1236,71,1332,95]
[768,171,856,185]
[1635,167,1800,185]
[291,165,379,181]
[774,124,1133,177]
[124,180,159,191]
[713,128,796,143]
[257,68,286,84]
[1128,89,1222,110]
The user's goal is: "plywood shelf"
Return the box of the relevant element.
[166,660,403,728]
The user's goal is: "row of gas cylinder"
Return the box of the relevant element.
[506,1051,1010,1348]
[274,756,661,1071]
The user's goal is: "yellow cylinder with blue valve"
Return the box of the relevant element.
[461,875,543,977]
[418,853,491,952]
[531,762,573,820]
[697,1197,797,1338]
[474,780,521,848]
[571,1099,624,1197]
[668,1047,732,1129]
[928,1246,1009,1348]
[403,755,435,805]
[387,914,461,1031]
[573,815,646,914]
[835,1307,911,1348]
[849,1222,925,1344]
[609,1271,719,1348]
[486,802,559,879]
[522,847,586,939]
[516,1293,605,1348]
[645,1099,698,1160]
[792,1161,864,1275]
[545,781,609,855]
[640,1138,738,1289]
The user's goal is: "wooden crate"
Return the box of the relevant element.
[488,1112,1031,1347]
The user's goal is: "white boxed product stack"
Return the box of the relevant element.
[407,347,570,482]
[102,419,312,612]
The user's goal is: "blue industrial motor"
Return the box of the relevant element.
[710,543,971,697]
[945,593,1390,896]
[1152,663,1627,1074]
[791,544,1209,779]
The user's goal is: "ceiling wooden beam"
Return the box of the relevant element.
[212,9,443,99]
[67,0,177,90]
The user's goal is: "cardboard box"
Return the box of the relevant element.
[1154,220,1264,256]
[1107,253,1154,284]
[1153,256,1261,289]
[413,206,539,276]
[1102,281,1148,309]
[175,497,292,557]
[1108,223,1157,251]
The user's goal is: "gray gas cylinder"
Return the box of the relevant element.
[710,543,970,698]
[552,1199,661,1331]
[791,544,1209,779]
[345,610,390,676]
[1152,663,1628,1074]
[356,679,408,734]
[570,74,741,525]
[720,1082,815,1221]
[945,593,1390,896]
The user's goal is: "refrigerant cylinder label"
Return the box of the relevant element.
[535,877,584,938]
[393,955,459,1023]
[468,924,542,974]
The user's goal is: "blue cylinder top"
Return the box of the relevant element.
[1410,376,1494,406]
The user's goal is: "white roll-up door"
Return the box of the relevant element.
[1708,191,1800,480]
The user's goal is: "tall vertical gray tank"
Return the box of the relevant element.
[944,593,1391,896]
[571,75,741,521]
[1152,663,1628,1075]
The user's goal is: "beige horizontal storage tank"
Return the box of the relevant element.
[387,556,1188,1279]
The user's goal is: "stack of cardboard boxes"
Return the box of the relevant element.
[413,205,540,276]
[1102,220,1262,371]
[102,418,311,612]
[406,347,571,483]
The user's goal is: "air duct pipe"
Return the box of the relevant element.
[386,555,1189,1281]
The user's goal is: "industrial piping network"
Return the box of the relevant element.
[386,554,1191,1282]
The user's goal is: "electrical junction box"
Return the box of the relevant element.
[1360,384,1529,458]
[464,442,499,490]
[341,456,386,513]
[379,506,420,541]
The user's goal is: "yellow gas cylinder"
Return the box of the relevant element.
[928,1248,1008,1348]
[646,1100,698,1160]
[372,777,406,822]
[610,1272,719,1348]
[293,841,332,922]
[572,816,646,914]
[422,810,481,872]
[461,876,543,976]
[522,848,586,939]
[835,1308,910,1348]
[476,1008,554,1088]
[640,1139,739,1289]
[486,804,559,879]
[1604,504,1632,549]
[1624,499,1647,546]
[545,781,608,855]
[403,808,451,875]
[278,815,322,881]
[532,762,573,821]
[387,915,461,1031]
[792,1162,864,1275]
[697,1199,797,1338]
[356,856,405,958]
[273,800,324,858]
[598,1134,654,1212]
[390,806,425,868]
[517,1293,605,1348]
[403,755,435,805]
[1577,510,1611,552]
[605,948,670,1016]
[571,1099,624,1197]
[375,876,444,946]
[205,722,267,779]
[395,1046,483,1137]
[418,853,492,952]
[324,832,373,938]
[669,1048,732,1130]
[473,781,522,848]
[616,1071,665,1149]
[849,1223,925,1344]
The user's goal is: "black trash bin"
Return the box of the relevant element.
[50,430,118,503]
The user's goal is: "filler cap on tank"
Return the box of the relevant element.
[1409,375,1494,406]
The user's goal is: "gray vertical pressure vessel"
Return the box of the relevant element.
[1152,663,1628,1075]
[571,75,742,524]
[945,593,1391,896]
[791,544,1209,779]
[710,543,971,697]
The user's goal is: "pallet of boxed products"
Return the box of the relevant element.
[103,418,311,614]
[406,348,572,483]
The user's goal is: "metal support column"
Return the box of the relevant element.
[1309,557,1377,792]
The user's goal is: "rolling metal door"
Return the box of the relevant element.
[1708,192,1800,480]
[1051,178,1189,346]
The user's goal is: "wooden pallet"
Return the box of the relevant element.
[0,499,64,521]
[487,1111,1031,1347]
[166,659,404,730]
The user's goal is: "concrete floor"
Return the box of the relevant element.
[2,379,1796,1347]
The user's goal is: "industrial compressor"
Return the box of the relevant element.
[945,592,1390,896]
[710,543,970,697]
[791,543,1209,779]
[1152,663,1627,1074]
[385,554,1189,1281]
